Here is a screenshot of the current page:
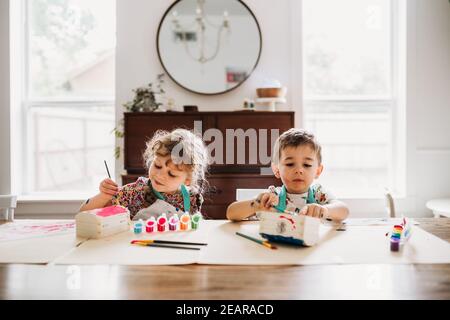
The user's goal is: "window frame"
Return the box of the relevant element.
[20,0,116,196]
[301,0,406,198]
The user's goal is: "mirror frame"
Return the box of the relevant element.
[156,0,262,96]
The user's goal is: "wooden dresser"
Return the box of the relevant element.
[122,111,295,218]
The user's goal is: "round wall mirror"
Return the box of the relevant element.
[157,0,262,95]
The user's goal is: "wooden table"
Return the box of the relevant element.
[1,218,449,299]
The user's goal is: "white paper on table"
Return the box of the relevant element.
[0,219,84,264]
[197,221,450,265]
[0,220,76,242]
[55,222,216,265]
[0,234,85,264]
[343,218,419,226]
[3,219,449,266]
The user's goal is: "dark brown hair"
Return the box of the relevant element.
[272,128,322,164]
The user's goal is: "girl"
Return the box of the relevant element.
[80,129,209,220]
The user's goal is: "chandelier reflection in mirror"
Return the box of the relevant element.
[171,0,231,64]
[157,0,262,95]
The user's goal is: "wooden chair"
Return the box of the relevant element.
[236,189,266,201]
[385,189,396,218]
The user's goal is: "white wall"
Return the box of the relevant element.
[402,0,450,215]
[115,0,450,218]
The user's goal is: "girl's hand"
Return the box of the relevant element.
[253,192,279,211]
[99,178,118,199]
[300,204,328,219]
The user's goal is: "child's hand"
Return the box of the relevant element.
[300,204,328,219]
[253,192,279,211]
[99,178,118,199]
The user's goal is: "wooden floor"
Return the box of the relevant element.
[0,218,449,299]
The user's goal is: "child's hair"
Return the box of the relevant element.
[143,128,209,193]
[272,128,322,165]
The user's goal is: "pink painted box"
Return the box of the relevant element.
[76,205,131,239]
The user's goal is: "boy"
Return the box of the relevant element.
[226,128,349,222]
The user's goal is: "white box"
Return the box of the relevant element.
[76,206,131,239]
[257,211,320,246]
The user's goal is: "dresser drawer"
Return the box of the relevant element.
[215,113,294,168]
[203,173,281,219]
[122,111,294,220]
[124,112,211,173]
[204,173,281,206]
[202,204,229,220]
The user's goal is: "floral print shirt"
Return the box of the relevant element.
[112,177,204,220]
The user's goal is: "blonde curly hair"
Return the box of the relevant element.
[143,129,209,193]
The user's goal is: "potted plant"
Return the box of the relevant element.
[113,73,165,159]
[123,73,165,112]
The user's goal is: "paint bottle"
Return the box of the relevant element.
[169,214,179,231]
[390,238,400,251]
[157,213,167,232]
[390,225,403,251]
[145,217,156,233]
[180,212,190,231]
[191,212,202,230]
[134,219,143,234]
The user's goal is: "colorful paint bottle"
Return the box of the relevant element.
[134,219,143,234]
[180,213,190,231]
[157,213,167,232]
[387,218,412,252]
[390,225,403,251]
[169,214,179,231]
[191,213,202,230]
[145,217,156,233]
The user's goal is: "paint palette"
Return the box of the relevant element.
[133,212,202,235]
[256,211,320,246]
[387,217,412,251]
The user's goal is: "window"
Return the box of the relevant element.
[303,0,404,197]
[22,0,116,194]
